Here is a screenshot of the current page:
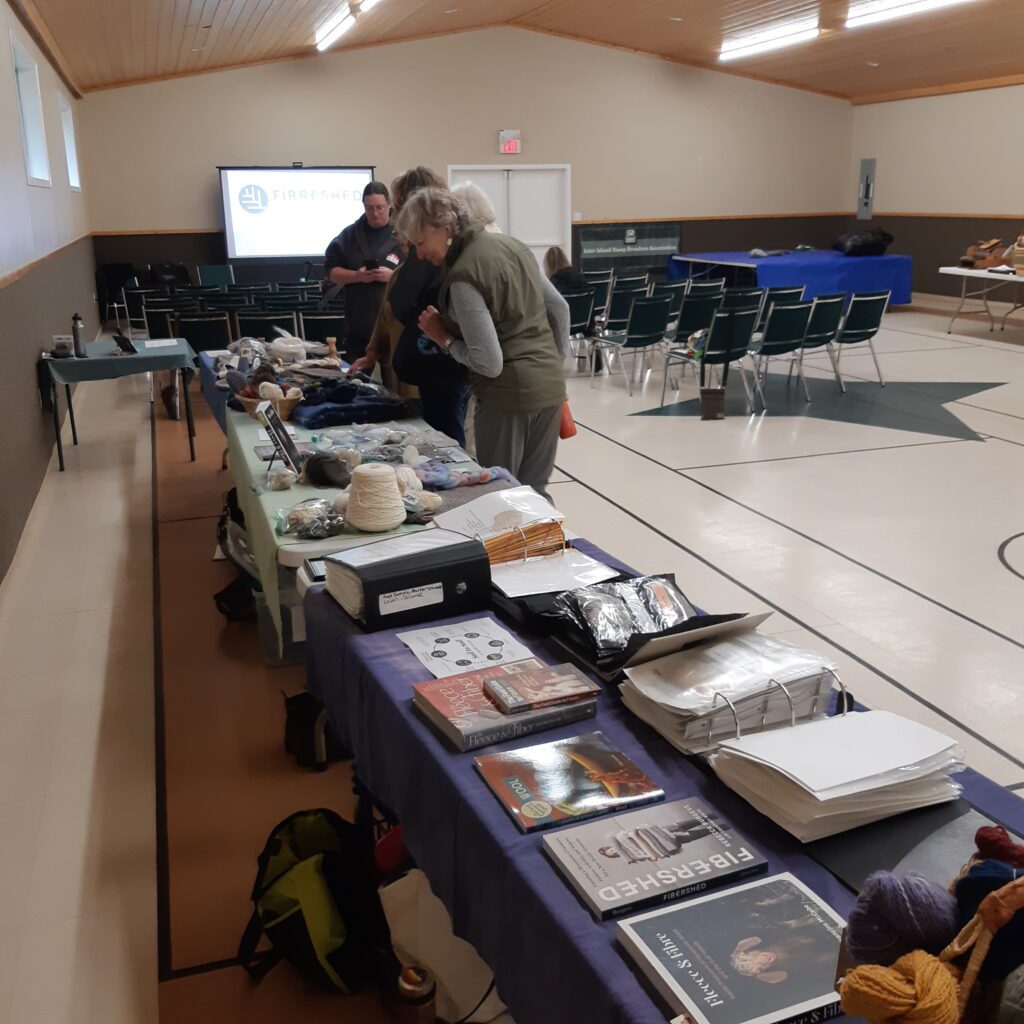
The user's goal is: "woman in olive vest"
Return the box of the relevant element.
[397,187,569,497]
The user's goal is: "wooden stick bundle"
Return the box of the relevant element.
[482,519,567,566]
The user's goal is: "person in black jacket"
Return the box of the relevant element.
[351,168,471,444]
[544,246,591,295]
[324,181,403,361]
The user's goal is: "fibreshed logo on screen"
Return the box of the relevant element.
[238,184,269,214]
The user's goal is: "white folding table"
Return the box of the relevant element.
[938,265,1024,333]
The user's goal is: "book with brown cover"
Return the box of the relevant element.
[483,663,600,714]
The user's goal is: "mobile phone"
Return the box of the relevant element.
[364,259,379,271]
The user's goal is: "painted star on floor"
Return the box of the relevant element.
[633,375,1006,441]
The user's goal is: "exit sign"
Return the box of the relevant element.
[498,129,521,155]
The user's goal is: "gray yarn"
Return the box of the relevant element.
[998,967,1024,1024]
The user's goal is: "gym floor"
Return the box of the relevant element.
[0,293,1020,1022]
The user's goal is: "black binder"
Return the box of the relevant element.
[326,530,491,632]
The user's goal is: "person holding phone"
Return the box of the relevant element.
[324,181,402,361]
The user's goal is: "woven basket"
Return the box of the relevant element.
[235,394,302,422]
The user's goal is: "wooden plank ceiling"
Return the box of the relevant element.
[27,0,1024,102]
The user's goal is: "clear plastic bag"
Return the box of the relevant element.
[275,498,344,539]
[556,575,696,653]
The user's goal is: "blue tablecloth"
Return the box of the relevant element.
[304,540,1024,1024]
[198,352,228,434]
[668,250,913,304]
[47,337,196,384]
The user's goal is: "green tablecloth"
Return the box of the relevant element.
[226,410,449,656]
[46,338,196,384]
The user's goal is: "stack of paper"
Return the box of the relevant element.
[709,710,963,842]
[620,632,837,754]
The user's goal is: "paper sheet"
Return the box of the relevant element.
[144,339,179,348]
[433,486,564,539]
[490,549,617,597]
[397,617,534,678]
[326,528,470,571]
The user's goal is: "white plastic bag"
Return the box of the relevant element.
[379,869,510,1023]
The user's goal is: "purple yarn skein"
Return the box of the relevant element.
[846,871,959,966]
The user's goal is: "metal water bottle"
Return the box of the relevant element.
[394,966,436,1024]
[72,313,86,358]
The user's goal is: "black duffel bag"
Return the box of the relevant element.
[832,227,894,257]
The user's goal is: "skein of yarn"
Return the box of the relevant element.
[848,872,959,966]
[976,827,1024,868]
[954,861,1024,981]
[840,950,959,1024]
[997,966,1024,1024]
[345,463,407,533]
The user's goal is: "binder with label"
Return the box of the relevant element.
[325,529,491,631]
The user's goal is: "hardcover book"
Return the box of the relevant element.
[617,874,845,1024]
[483,662,600,714]
[474,731,663,833]
[543,797,768,920]
[412,660,597,752]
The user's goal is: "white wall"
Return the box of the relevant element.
[79,27,853,231]
[852,87,1024,214]
[0,1,88,278]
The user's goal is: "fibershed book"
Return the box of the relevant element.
[617,874,845,1024]
[474,731,663,833]
[543,797,767,920]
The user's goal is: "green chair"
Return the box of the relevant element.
[698,308,759,412]
[660,293,724,405]
[123,287,167,332]
[722,287,765,314]
[197,264,234,289]
[599,284,648,336]
[299,313,346,345]
[614,273,650,291]
[748,301,813,409]
[238,312,299,342]
[834,290,890,390]
[652,281,687,332]
[686,279,725,298]
[591,294,672,396]
[562,290,596,361]
[177,313,233,352]
[790,293,846,390]
[758,285,805,327]
[583,270,613,323]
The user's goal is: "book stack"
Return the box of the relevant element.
[620,632,837,754]
[413,660,599,752]
[709,710,964,842]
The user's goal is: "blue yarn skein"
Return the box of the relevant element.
[846,871,959,966]
[954,859,1024,981]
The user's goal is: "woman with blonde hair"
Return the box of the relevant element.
[398,187,569,497]
[354,167,471,444]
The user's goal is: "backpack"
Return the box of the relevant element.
[239,808,399,993]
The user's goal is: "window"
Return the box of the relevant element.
[10,34,50,186]
[58,95,80,189]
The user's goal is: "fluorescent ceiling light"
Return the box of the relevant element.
[719,17,820,61]
[316,6,355,50]
[846,0,976,29]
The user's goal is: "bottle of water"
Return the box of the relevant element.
[72,313,86,358]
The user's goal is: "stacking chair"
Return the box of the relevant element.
[177,313,232,353]
[599,285,647,337]
[614,273,650,291]
[685,279,726,298]
[697,309,759,412]
[238,312,298,342]
[747,301,814,410]
[833,291,890,390]
[179,284,221,301]
[758,286,805,328]
[587,274,614,325]
[652,281,687,332]
[561,291,596,361]
[201,292,255,311]
[591,295,672,396]
[143,307,177,342]
[583,269,613,285]
[791,293,846,391]
[299,313,346,345]
[123,287,167,333]
[229,283,272,297]
[722,287,765,313]
[660,293,724,405]
[197,264,234,288]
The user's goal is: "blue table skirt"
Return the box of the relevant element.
[304,540,1023,1024]
[668,250,913,304]
[198,353,228,435]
